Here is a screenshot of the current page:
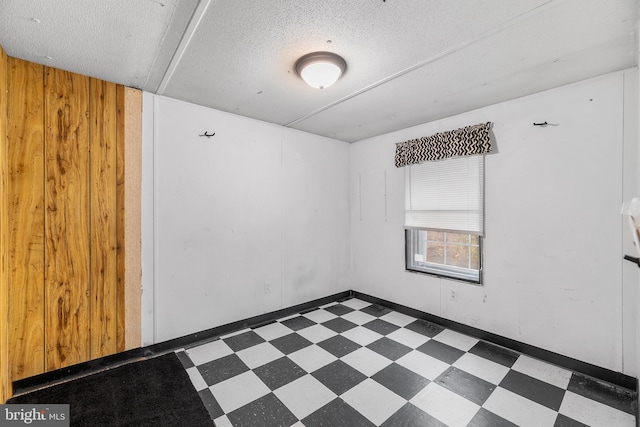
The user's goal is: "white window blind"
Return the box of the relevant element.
[405,155,484,235]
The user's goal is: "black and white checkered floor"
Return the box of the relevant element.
[175,298,636,426]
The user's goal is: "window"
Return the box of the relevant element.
[404,155,484,283]
[406,229,481,282]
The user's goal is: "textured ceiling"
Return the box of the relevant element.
[0,0,637,142]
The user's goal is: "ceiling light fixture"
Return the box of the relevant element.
[295,51,347,89]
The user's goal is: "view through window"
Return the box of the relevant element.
[406,229,481,283]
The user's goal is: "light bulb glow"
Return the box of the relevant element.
[300,62,342,89]
[295,52,346,89]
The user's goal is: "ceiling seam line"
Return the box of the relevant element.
[156,0,212,96]
[284,0,560,129]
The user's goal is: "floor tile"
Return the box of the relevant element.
[302,308,338,324]
[467,407,517,427]
[386,328,430,349]
[379,311,416,327]
[213,415,232,427]
[220,328,252,339]
[274,375,337,420]
[341,346,393,377]
[554,413,589,427]
[226,392,298,427]
[559,390,635,427]
[434,367,495,405]
[363,318,401,335]
[325,303,355,316]
[416,338,465,364]
[432,329,479,351]
[270,332,313,354]
[468,341,518,367]
[342,378,407,425]
[236,341,284,369]
[405,319,445,337]
[371,363,430,400]
[511,355,572,390]
[186,366,208,391]
[341,310,378,325]
[482,387,558,427]
[567,373,636,415]
[452,352,510,385]
[303,398,375,427]
[198,388,224,420]
[499,370,565,411]
[223,330,265,352]
[410,382,480,426]
[341,298,372,310]
[322,317,358,333]
[367,337,412,361]
[183,299,637,427]
[296,323,337,343]
[175,350,195,369]
[317,335,361,358]
[198,353,249,386]
[210,370,271,413]
[253,357,307,391]
[380,403,447,427]
[186,339,233,365]
[396,350,450,380]
[280,315,316,331]
[342,325,384,346]
[252,321,294,341]
[287,344,337,373]
[361,304,393,317]
[312,360,368,395]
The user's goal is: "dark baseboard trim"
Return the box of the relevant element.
[11,290,351,397]
[12,288,636,397]
[352,291,637,391]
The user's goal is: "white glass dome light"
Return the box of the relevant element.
[295,52,347,89]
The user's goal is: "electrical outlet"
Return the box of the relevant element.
[450,290,456,301]
[264,281,271,294]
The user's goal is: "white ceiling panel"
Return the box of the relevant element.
[161,0,552,125]
[0,0,198,88]
[0,0,637,142]
[292,0,638,141]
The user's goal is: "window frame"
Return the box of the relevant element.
[405,229,483,285]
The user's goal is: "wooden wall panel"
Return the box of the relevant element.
[44,68,91,370]
[89,79,118,358]
[6,58,45,381]
[0,52,140,401]
[123,87,142,350]
[0,43,10,403]
[116,85,125,352]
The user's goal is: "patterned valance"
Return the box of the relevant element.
[394,122,493,167]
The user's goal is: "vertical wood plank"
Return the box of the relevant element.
[6,58,46,381]
[123,87,142,350]
[89,78,117,358]
[44,67,90,370]
[0,43,10,403]
[115,85,125,352]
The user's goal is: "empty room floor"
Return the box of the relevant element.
[177,297,636,426]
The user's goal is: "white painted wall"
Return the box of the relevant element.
[350,69,639,375]
[141,69,639,376]
[141,95,349,344]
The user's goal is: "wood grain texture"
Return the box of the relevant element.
[6,58,46,381]
[89,79,118,359]
[116,85,125,352]
[44,67,91,370]
[0,43,10,403]
[123,87,142,350]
